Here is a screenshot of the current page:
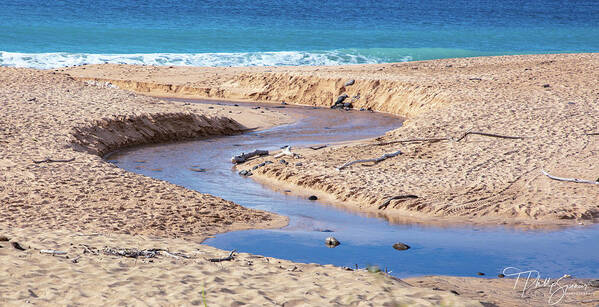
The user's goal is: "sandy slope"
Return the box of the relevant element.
[66,53,599,228]
[0,67,481,306]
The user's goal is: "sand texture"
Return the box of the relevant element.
[66,53,599,228]
[0,67,483,306]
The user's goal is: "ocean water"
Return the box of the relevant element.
[1,0,598,68]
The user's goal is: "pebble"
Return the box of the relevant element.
[11,242,26,251]
[344,79,355,86]
[325,236,340,247]
[308,195,318,200]
[498,274,505,278]
[392,242,410,250]
[477,272,485,276]
[295,162,303,167]
[0,235,9,241]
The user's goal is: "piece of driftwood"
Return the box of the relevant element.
[378,195,419,209]
[231,150,269,164]
[33,157,75,164]
[274,146,300,158]
[541,170,599,185]
[103,247,161,258]
[375,130,528,146]
[208,250,236,262]
[454,131,529,142]
[375,137,449,146]
[309,145,328,150]
[586,132,599,136]
[160,250,191,259]
[40,249,67,255]
[337,149,402,170]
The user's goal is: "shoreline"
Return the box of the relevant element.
[66,53,599,229]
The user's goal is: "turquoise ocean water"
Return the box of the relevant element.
[1,0,598,68]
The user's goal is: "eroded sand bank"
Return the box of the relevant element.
[0,67,482,306]
[66,53,599,228]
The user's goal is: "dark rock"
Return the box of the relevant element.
[343,102,352,108]
[543,84,550,88]
[318,229,334,232]
[308,195,318,200]
[233,104,239,106]
[359,108,365,111]
[279,159,288,165]
[239,170,249,176]
[367,265,381,273]
[208,106,214,109]
[0,235,9,241]
[498,273,505,278]
[477,272,485,276]
[450,290,460,295]
[344,79,355,86]
[334,94,349,105]
[281,101,288,105]
[392,242,410,250]
[325,236,340,247]
[295,162,303,167]
[252,165,259,170]
[252,106,261,109]
[11,242,26,251]
[246,171,253,176]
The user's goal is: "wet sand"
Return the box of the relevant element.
[0,67,480,306]
[66,53,599,229]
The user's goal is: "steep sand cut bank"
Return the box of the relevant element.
[66,53,599,228]
[1,67,485,306]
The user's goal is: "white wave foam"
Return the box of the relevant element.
[0,50,399,69]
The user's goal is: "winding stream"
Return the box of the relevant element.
[108,99,599,278]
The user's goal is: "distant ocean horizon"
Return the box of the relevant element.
[1,0,598,69]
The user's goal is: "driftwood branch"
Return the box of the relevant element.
[33,157,75,164]
[231,150,269,164]
[586,132,599,136]
[454,131,529,142]
[375,131,529,146]
[274,146,300,158]
[541,170,599,185]
[375,137,449,146]
[378,195,419,209]
[208,250,236,262]
[309,145,328,150]
[337,150,402,170]
[40,249,67,255]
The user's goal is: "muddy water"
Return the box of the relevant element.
[109,99,599,278]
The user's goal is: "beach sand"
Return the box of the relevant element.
[66,53,599,229]
[0,67,482,306]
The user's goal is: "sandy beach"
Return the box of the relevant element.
[0,67,483,306]
[1,53,598,306]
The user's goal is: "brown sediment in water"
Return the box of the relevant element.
[66,53,599,229]
[0,67,484,306]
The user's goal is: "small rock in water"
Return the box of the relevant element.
[477,272,485,276]
[308,195,318,201]
[281,101,288,105]
[238,170,249,176]
[498,273,505,278]
[325,236,340,247]
[343,102,352,108]
[344,79,355,86]
[392,242,410,250]
[318,229,334,233]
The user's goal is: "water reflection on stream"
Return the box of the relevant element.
[109,99,599,278]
